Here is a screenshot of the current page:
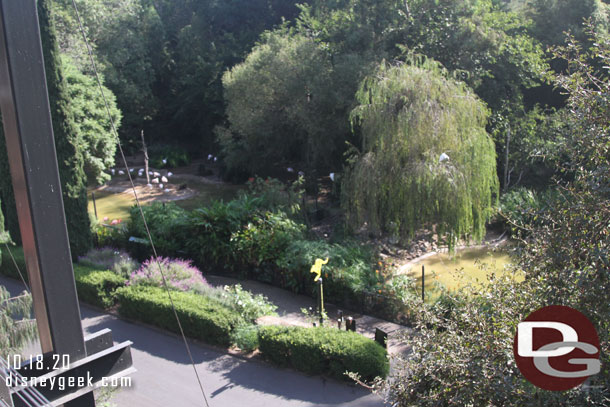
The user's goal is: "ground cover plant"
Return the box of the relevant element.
[78,247,138,278]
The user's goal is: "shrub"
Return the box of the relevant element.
[127,257,208,293]
[230,211,305,269]
[127,203,188,259]
[258,325,389,381]
[116,286,245,346]
[149,145,191,169]
[74,265,125,308]
[93,221,129,251]
[245,176,304,215]
[183,195,265,267]
[196,284,277,323]
[231,324,260,352]
[1,247,124,309]
[0,245,26,282]
[277,239,378,300]
[498,187,559,233]
[78,247,138,278]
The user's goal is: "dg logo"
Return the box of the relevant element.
[513,305,601,391]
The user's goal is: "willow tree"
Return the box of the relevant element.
[342,59,498,244]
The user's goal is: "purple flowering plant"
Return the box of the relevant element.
[127,257,209,292]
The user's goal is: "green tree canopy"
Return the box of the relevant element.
[522,0,609,48]
[62,57,121,185]
[220,30,366,178]
[342,59,499,243]
[40,0,92,257]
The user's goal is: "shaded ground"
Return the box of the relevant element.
[1,276,384,407]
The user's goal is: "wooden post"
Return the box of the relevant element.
[421,265,425,302]
[141,129,149,184]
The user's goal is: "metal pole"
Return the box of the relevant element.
[317,278,324,326]
[421,265,425,302]
[0,2,94,405]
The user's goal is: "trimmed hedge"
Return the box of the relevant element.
[115,286,245,346]
[258,325,389,381]
[74,265,124,308]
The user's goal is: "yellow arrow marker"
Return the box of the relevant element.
[310,258,329,281]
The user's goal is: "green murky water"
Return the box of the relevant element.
[404,246,522,300]
[88,177,242,221]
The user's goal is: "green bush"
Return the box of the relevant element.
[127,203,188,259]
[231,324,260,352]
[0,247,124,309]
[258,325,389,381]
[115,285,245,346]
[74,265,125,308]
[148,145,190,169]
[149,145,191,169]
[78,247,137,278]
[0,246,27,282]
[499,187,560,233]
[245,176,304,215]
[196,284,277,323]
[230,211,305,269]
[183,195,267,267]
[277,239,381,302]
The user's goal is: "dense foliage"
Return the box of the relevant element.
[258,325,389,381]
[378,27,610,407]
[51,0,304,149]
[62,57,121,185]
[39,0,92,257]
[116,285,246,346]
[220,30,362,177]
[121,194,417,323]
[74,265,125,308]
[0,285,37,359]
[342,60,498,243]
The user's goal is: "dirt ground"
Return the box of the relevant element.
[94,179,198,204]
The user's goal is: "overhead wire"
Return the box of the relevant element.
[68,1,211,406]
[3,243,30,293]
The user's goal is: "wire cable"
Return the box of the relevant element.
[69,2,210,406]
[3,243,30,293]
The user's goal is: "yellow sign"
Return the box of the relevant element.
[310,258,329,281]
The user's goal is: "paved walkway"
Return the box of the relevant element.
[207,276,412,356]
[1,276,384,407]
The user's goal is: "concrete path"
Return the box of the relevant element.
[1,276,384,407]
[207,276,412,356]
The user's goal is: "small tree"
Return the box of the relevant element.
[342,59,499,244]
[62,56,121,185]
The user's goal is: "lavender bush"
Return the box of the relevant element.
[78,247,138,278]
[127,257,209,292]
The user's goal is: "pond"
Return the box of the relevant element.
[403,245,522,301]
[88,176,243,221]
